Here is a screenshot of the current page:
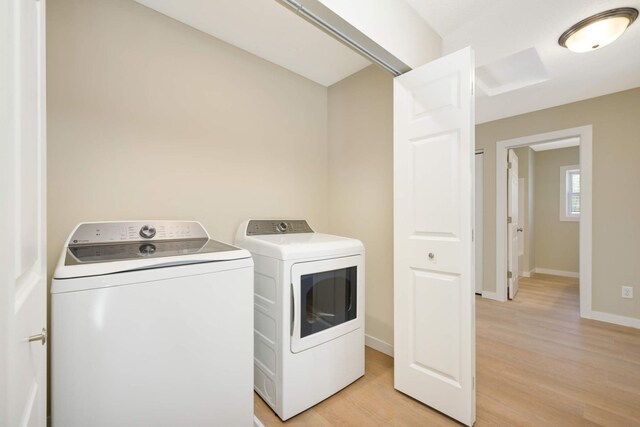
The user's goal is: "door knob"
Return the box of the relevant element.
[517,227,523,232]
[428,252,435,260]
[28,328,47,345]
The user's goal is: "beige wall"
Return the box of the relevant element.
[47,0,640,373]
[47,0,330,281]
[477,87,640,320]
[328,66,394,346]
[534,147,579,273]
[326,72,640,346]
[47,0,333,415]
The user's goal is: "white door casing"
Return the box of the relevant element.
[393,47,475,426]
[475,153,483,294]
[494,126,592,310]
[507,149,519,299]
[0,0,48,425]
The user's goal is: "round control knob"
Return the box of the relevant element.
[139,225,156,239]
[276,222,288,233]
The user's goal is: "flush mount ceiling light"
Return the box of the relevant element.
[559,7,638,52]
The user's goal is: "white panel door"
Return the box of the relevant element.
[518,178,525,257]
[518,177,525,277]
[0,0,48,426]
[394,47,475,426]
[507,149,519,299]
[475,153,483,294]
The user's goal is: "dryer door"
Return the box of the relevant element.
[290,255,363,353]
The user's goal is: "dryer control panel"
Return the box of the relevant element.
[68,221,209,245]
[246,220,313,235]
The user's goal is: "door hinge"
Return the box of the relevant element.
[508,161,512,169]
[507,216,512,224]
[507,271,513,279]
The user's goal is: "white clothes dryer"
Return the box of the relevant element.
[51,221,254,427]
[235,219,365,420]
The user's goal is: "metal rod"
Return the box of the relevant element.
[281,0,404,76]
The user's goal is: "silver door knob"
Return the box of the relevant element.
[428,252,435,260]
[28,328,47,345]
[517,227,523,232]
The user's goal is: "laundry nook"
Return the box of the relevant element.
[2,0,640,426]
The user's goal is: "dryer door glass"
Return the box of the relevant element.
[300,267,357,338]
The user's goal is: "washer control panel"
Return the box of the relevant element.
[246,220,313,235]
[68,221,209,245]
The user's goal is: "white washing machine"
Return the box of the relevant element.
[235,219,365,420]
[51,221,254,427]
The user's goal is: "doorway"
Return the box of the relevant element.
[507,143,581,301]
[495,126,593,317]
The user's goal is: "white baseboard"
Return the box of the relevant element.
[522,269,534,278]
[532,268,579,278]
[586,310,640,329]
[365,334,393,357]
[481,291,500,301]
[254,415,265,427]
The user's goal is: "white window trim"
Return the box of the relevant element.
[560,164,580,222]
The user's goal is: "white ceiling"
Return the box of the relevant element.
[133,0,371,87]
[135,0,640,123]
[406,0,640,122]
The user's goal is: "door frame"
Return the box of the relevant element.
[474,150,484,294]
[494,126,592,318]
[506,148,520,300]
[1,0,48,424]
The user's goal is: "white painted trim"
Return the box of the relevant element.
[522,270,534,278]
[579,127,593,320]
[530,136,579,152]
[254,415,265,427]
[481,291,499,301]
[495,126,592,319]
[533,268,579,278]
[586,311,640,329]
[365,334,393,357]
[475,152,484,294]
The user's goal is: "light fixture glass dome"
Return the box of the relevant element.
[559,8,638,53]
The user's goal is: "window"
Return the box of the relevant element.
[299,267,357,338]
[560,165,580,221]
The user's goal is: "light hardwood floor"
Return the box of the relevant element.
[254,274,640,426]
